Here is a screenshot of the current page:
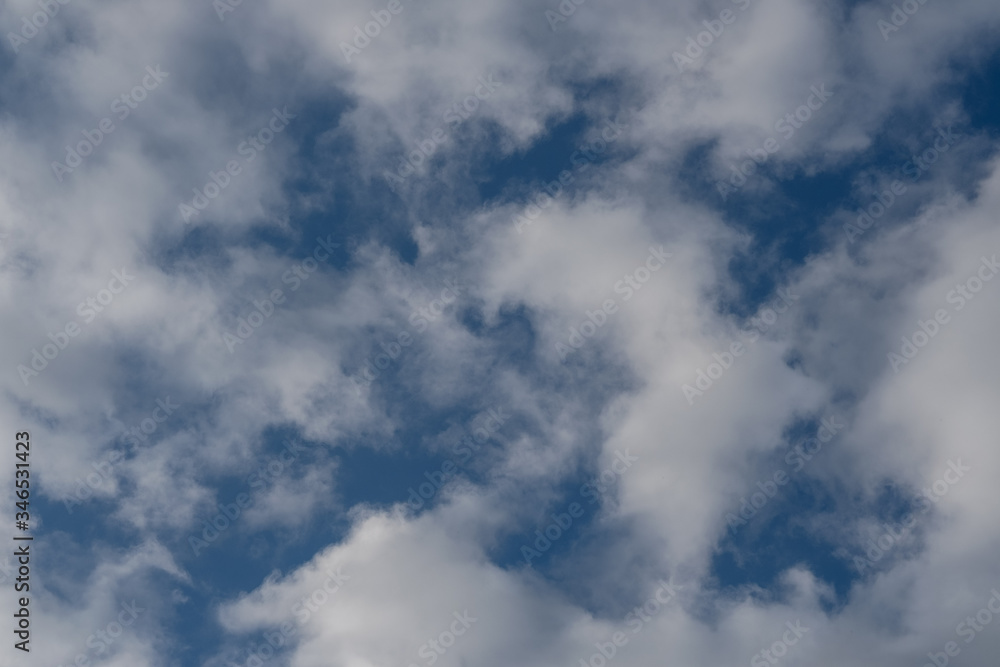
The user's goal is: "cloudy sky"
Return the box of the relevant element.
[2,0,1000,666]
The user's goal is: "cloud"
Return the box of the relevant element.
[2,0,1000,666]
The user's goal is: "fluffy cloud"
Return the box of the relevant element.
[2,0,1000,666]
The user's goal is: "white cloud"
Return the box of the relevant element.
[2,0,1000,665]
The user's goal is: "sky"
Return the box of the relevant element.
[1,0,1000,666]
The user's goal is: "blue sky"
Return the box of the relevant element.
[2,1,1000,667]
